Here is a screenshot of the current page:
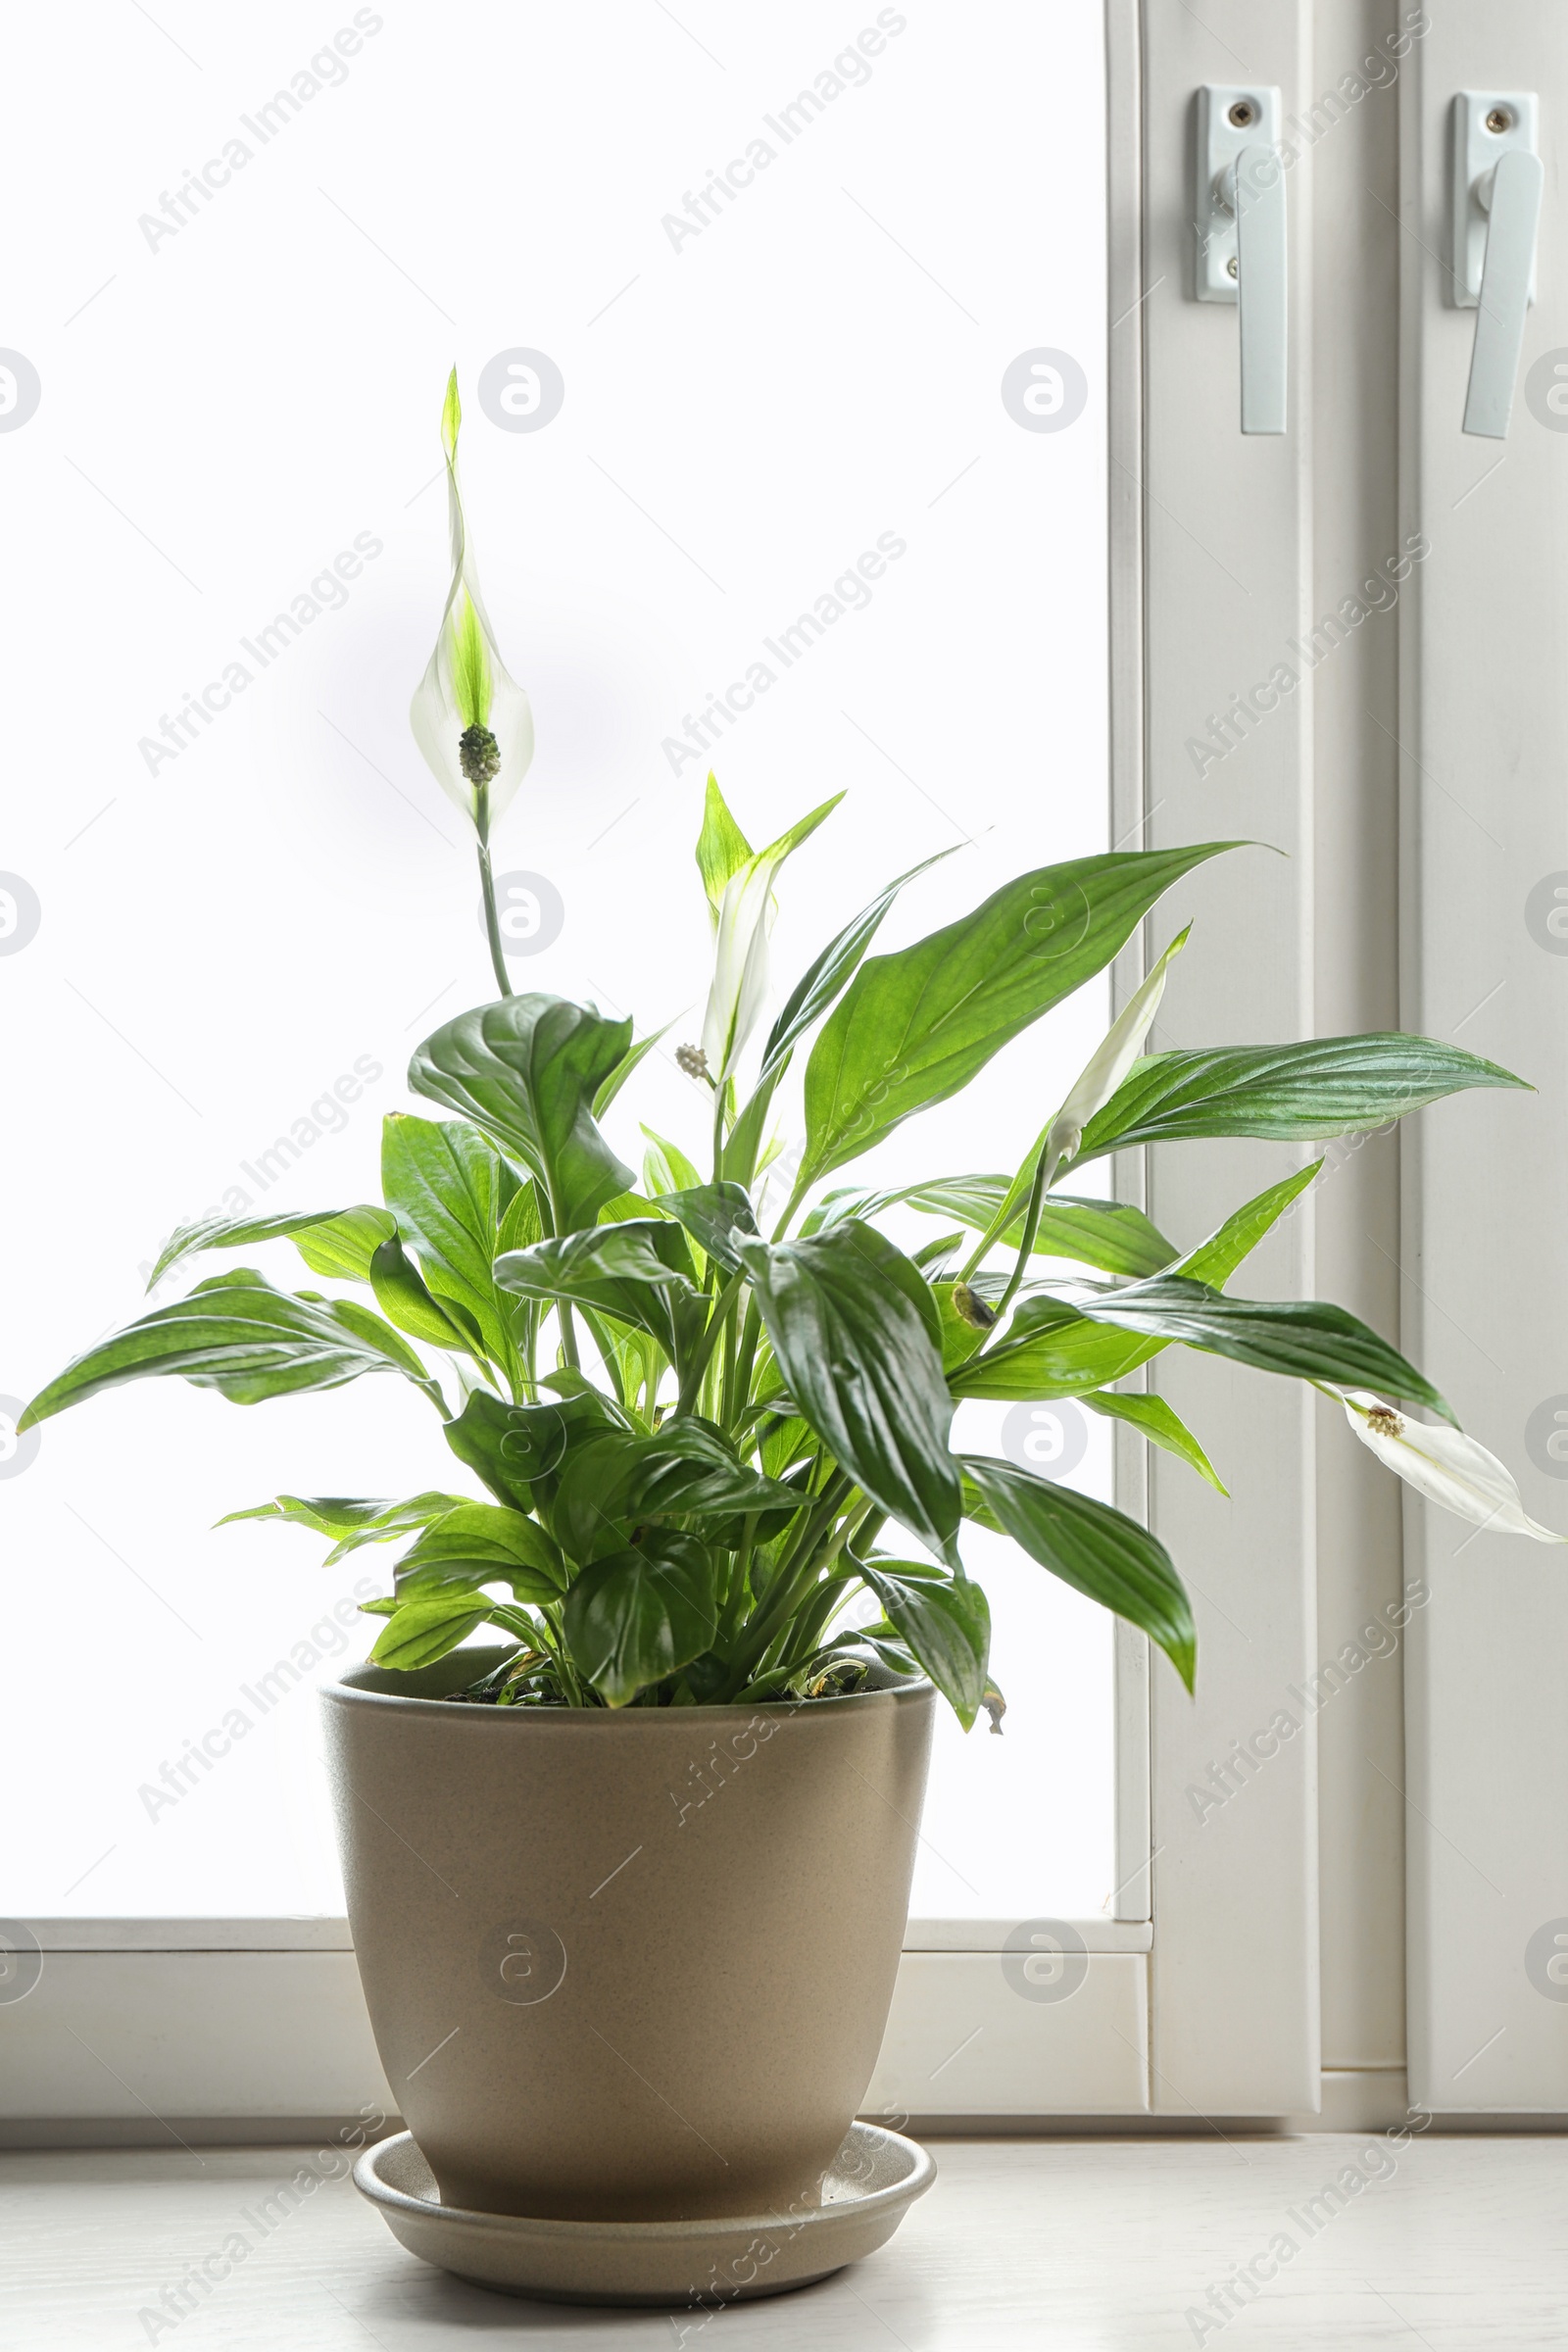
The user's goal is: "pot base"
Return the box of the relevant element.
[354,2122,935,2306]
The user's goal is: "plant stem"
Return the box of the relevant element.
[988,1136,1064,1327]
[475,790,513,1000]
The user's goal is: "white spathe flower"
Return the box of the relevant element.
[699,791,842,1081]
[1045,927,1189,1168]
[1341,1389,1568,1543]
[409,369,534,837]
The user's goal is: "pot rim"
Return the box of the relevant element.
[322,1644,931,1722]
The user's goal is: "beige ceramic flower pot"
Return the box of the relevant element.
[322,1649,934,2224]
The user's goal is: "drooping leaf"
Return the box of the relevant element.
[1075,1034,1529,1164]
[494,1219,703,1365]
[381,1113,518,1361]
[442,1386,627,1511]
[20,1271,443,1429]
[324,1298,445,1406]
[147,1205,395,1291]
[548,1421,799,1566]
[409,994,633,1233]
[660,1182,760,1273]
[564,1534,719,1705]
[369,1234,481,1353]
[798,844,1240,1190]
[369,1590,500,1670]
[219,1492,457,1547]
[1081,1390,1228,1494]
[814,1176,1177,1279]
[962,1455,1196,1690]
[738,1220,962,1566]
[857,1558,991,1730]
[393,1500,566,1598]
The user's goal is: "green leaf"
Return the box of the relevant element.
[1176,1162,1321,1289]
[759,848,958,1080]
[369,1591,498,1670]
[695,771,753,926]
[394,1501,565,1599]
[962,1455,1196,1690]
[1075,1034,1529,1164]
[443,1386,627,1511]
[409,995,633,1233]
[564,1534,719,1706]
[1081,1390,1228,1494]
[219,1491,455,1544]
[381,1114,518,1361]
[818,1176,1178,1279]
[20,1272,442,1430]
[641,1127,703,1200]
[738,1220,962,1567]
[798,844,1240,1189]
[147,1205,395,1291]
[548,1421,799,1566]
[951,1298,1156,1400]
[494,1219,703,1365]
[593,1022,675,1120]
[660,1182,760,1273]
[857,1558,991,1730]
[369,1235,480,1353]
[325,1298,445,1407]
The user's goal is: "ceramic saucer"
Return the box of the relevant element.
[354,2121,935,2306]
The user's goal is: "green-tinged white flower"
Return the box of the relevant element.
[1046,928,1189,1168]
[1340,1389,1567,1541]
[410,369,534,837]
[697,778,842,1082]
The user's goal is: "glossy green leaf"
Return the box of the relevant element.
[1176,1162,1321,1289]
[798,844,1240,1189]
[1075,1034,1529,1164]
[816,1177,1177,1279]
[325,1298,445,1407]
[660,1182,760,1274]
[381,1113,518,1361]
[951,1298,1157,1400]
[20,1271,442,1430]
[758,848,958,1081]
[548,1421,799,1566]
[147,1205,394,1291]
[442,1386,627,1511]
[1081,1390,1228,1494]
[393,1501,565,1599]
[593,1022,675,1120]
[494,1219,702,1364]
[369,1590,497,1670]
[564,1534,719,1705]
[857,1558,991,1730]
[409,994,633,1233]
[219,1492,456,1546]
[369,1235,480,1353]
[962,1455,1196,1690]
[641,1127,702,1200]
[738,1220,962,1567]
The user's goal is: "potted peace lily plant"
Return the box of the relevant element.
[22,376,1560,2295]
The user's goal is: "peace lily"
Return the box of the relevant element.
[410,368,534,994]
[1339,1390,1567,1542]
[694,775,842,1086]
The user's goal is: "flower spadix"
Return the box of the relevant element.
[410,369,533,837]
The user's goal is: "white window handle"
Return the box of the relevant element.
[1451,93,1543,440]
[1196,87,1287,437]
